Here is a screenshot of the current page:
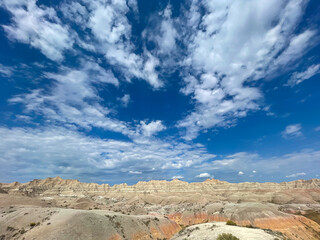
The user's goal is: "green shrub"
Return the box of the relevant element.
[245,224,254,228]
[217,233,240,240]
[226,220,237,226]
[29,222,36,227]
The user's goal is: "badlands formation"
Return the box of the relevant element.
[0,177,320,240]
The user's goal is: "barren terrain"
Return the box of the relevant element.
[0,177,320,239]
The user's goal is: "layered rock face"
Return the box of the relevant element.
[2,177,320,204]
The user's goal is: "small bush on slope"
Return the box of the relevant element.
[226,220,237,226]
[217,233,240,240]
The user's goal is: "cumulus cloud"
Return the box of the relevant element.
[138,120,166,137]
[238,171,244,176]
[286,172,306,178]
[177,0,316,139]
[282,124,302,138]
[1,0,74,61]
[196,173,212,178]
[287,64,320,87]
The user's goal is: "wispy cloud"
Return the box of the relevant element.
[117,94,130,107]
[8,62,129,134]
[172,175,184,179]
[129,170,142,174]
[287,64,320,87]
[0,126,215,182]
[282,124,302,138]
[0,64,13,77]
[286,172,306,178]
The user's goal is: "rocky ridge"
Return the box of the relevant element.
[1,177,320,197]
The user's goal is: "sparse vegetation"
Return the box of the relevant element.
[115,221,121,228]
[179,224,186,234]
[226,220,237,226]
[6,226,16,231]
[303,211,320,225]
[29,222,40,227]
[144,219,151,226]
[217,233,240,240]
[245,224,255,228]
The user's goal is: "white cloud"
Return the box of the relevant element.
[1,0,74,61]
[0,64,13,76]
[282,124,302,138]
[172,175,184,179]
[238,171,244,175]
[287,64,320,87]
[117,94,130,107]
[142,52,162,88]
[177,0,315,139]
[286,172,306,178]
[252,170,257,173]
[138,120,166,137]
[190,150,319,181]
[0,126,216,182]
[196,173,212,178]
[8,62,130,135]
[272,30,316,69]
[1,0,162,88]
[153,4,178,55]
[83,0,162,88]
[129,170,142,174]
[60,1,88,26]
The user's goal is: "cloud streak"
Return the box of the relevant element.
[0,126,215,183]
[282,124,302,138]
[287,64,320,87]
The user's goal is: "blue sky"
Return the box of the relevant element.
[0,0,320,184]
